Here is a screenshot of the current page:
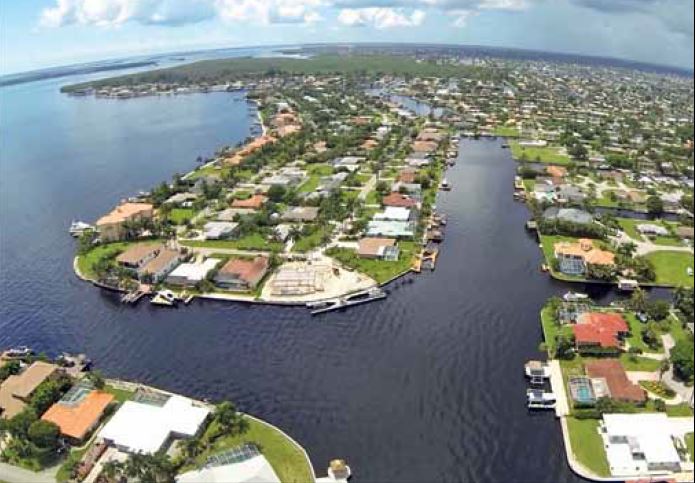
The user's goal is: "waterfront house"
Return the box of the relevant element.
[41,384,115,443]
[357,238,399,260]
[553,239,615,276]
[203,222,240,240]
[0,361,60,419]
[176,448,280,483]
[166,258,221,286]
[96,202,154,242]
[600,413,682,476]
[542,207,593,225]
[99,394,210,454]
[585,359,646,404]
[139,248,181,283]
[214,256,269,291]
[231,194,267,210]
[572,312,629,354]
[367,220,415,239]
[382,192,418,209]
[373,207,413,222]
[281,206,320,222]
[397,168,418,184]
[116,244,160,271]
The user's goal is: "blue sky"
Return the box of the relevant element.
[1,0,693,74]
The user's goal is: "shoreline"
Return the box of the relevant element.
[103,377,317,480]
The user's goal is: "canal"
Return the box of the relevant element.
[0,77,606,481]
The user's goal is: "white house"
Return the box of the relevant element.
[600,413,683,477]
[166,258,221,286]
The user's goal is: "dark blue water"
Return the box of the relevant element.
[0,76,613,482]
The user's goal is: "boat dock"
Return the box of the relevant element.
[307,288,387,315]
[120,290,146,305]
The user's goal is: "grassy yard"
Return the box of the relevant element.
[103,384,135,403]
[624,313,663,353]
[182,416,313,483]
[182,234,283,252]
[540,304,573,355]
[618,353,662,372]
[365,190,379,205]
[617,218,683,247]
[617,218,645,241]
[169,208,195,225]
[76,242,132,279]
[566,417,610,477]
[291,226,333,253]
[510,141,571,165]
[326,241,415,284]
[522,179,535,192]
[643,251,694,288]
[686,432,694,461]
[493,126,520,138]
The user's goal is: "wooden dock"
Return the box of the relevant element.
[307,288,387,316]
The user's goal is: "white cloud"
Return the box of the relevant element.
[338,7,425,28]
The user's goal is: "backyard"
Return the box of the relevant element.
[566,417,610,477]
[644,251,694,288]
[326,241,415,284]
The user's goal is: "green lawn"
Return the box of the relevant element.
[566,417,610,477]
[292,227,333,253]
[103,384,135,403]
[493,126,520,138]
[181,234,283,252]
[76,242,132,279]
[686,432,694,461]
[625,313,663,353]
[298,164,335,193]
[617,218,683,247]
[182,416,313,483]
[365,190,379,205]
[326,241,415,284]
[540,305,573,355]
[169,208,195,225]
[643,251,694,288]
[617,218,645,241]
[522,179,535,192]
[510,141,571,165]
[618,353,662,372]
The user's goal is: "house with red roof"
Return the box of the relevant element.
[572,312,629,354]
[214,256,270,291]
[382,192,418,209]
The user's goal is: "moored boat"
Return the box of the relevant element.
[527,389,556,409]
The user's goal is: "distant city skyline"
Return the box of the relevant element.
[1,0,693,75]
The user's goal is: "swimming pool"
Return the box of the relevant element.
[569,376,596,405]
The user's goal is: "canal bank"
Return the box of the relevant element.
[3,73,628,481]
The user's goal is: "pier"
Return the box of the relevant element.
[307,287,387,315]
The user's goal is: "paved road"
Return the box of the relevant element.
[661,334,695,406]
[0,462,57,483]
[611,231,693,256]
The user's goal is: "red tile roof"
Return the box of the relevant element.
[573,312,629,349]
[218,256,269,286]
[585,359,646,403]
[382,192,417,208]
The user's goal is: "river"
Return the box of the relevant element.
[0,71,627,482]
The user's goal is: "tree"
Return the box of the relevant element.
[628,288,648,313]
[0,360,21,381]
[670,338,694,382]
[84,370,105,389]
[5,407,38,438]
[646,195,664,215]
[554,334,575,360]
[27,420,60,449]
[646,299,670,321]
[267,184,287,203]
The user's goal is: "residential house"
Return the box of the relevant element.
[116,244,160,271]
[542,207,594,225]
[96,202,154,242]
[203,222,239,240]
[41,384,115,443]
[281,206,320,222]
[214,256,270,291]
[382,192,418,209]
[585,359,646,404]
[357,238,400,261]
[0,362,61,419]
[367,220,415,239]
[554,239,615,276]
[572,312,629,354]
[140,249,181,283]
[231,195,267,210]
[166,258,221,286]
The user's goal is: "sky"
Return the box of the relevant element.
[1,0,693,75]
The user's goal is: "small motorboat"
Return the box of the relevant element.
[69,220,93,237]
[527,389,557,409]
[2,346,32,359]
[562,292,589,302]
[151,290,178,307]
[617,279,639,291]
[525,360,551,385]
[440,179,452,191]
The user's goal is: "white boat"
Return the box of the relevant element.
[440,179,452,191]
[2,346,32,359]
[524,360,551,385]
[69,220,93,237]
[527,389,557,409]
[562,292,589,302]
[617,279,639,291]
[151,290,178,306]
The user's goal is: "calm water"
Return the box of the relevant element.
[0,76,617,482]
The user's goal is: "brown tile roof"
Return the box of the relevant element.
[231,194,267,210]
[140,249,180,275]
[357,238,396,257]
[382,192,417,208]
[96,203,153,226]
[116,244,160,265]
[218,257,269,286]
[554,239,615,266]
[585,359,646,403]
[0,362,59,419]
[397,169,417,184]
[41,390,115,440]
